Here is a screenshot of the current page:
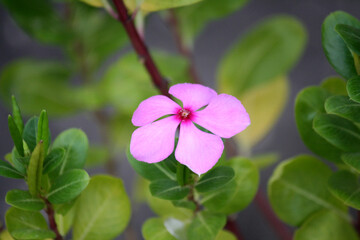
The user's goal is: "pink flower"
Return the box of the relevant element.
[130,83,250,175]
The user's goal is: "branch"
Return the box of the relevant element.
[43,198,63,240]
[112,0,170,97]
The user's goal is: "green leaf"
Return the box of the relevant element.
[313,113,360,152]
[8,115,24,157]
[251,152,279,170]
[336,24,360,56]
[268,155,347,226]
[127,148,177,181]
[52,128,89,175]
[27,142,45,196]
[0,0,71,45]
[55,204,75,236]
[85,145,109,168]
[142,218,176,240]
[201,157,259,214]
[11,147,28,175]
[347,76,360,103]
[73,175,131,240]
[187,211,226,240]
[325,95,360,123]
[0,160,24,179]
[5,190,45,211]
[342,153,360,173]
[215,230,237,240]
[328,170,360,209]
[164,218,188,240]
[5,207,55,239]
[176,163,192,186]
[175,0,248,41]
[124,0,204,12]
[36,110,50,154]
[150,179,190,200]
[0,230,14,240]
[320,77,348,95]
[195,166,234,192]
[172,199,196,210]
[79,0,103,7]
[47,169,90,204]
[23,116,38,152]
[295,87,343,163]
[294,210,358,240]
[43,148,65,174]
[11,95,24,135]
[322,11,360,79]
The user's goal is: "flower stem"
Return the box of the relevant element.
[111,0,170,97]
[43,198,63,240]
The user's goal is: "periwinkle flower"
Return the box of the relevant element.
[130,83,250,175]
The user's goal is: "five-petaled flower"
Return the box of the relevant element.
[130,83,250,175]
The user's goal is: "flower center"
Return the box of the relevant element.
[178,108,191,120]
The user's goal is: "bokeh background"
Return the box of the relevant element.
[0,0,359,239]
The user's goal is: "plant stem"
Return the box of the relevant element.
[112,0,170,97]
[188,184,201,214]
[43,198,63,240]
[254,191,292,240]
[225,217,244,240]
[167,10,201,84]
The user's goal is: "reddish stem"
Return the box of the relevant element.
[225,217,244,240]
[254,191,292,240]
[112,0,170,97]
[43,198,63,240]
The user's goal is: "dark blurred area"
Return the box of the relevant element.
[1,0,360,239]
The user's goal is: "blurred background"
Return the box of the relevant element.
[0,0,359,239]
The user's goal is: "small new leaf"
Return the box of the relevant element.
[27,142,45,196]
[6,189,45,211]
[37,110,50,154]
[8,115,24,157]
[11,95,24,135]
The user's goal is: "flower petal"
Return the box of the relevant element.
[175,122,224,175]
[130,116,180,163]
[132,95,180,126]
[169,83,217,110]
[194,94,250,138]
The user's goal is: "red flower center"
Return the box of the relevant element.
[178,108,192,121]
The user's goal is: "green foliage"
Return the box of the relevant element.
[0,160,24,179]
[150,179,190,200]
[23,116,39,152]
[295,87,342,163]
[36,110,50,154]
[187,211,226,240]
[268,155,346,226]
[27,142,45,196]
[73,175,131,240]
[342,153,360,173]
[195,166,235,192]
[176,163,192,186]
[321,77,348,95]
[325,95,360,122]
[215,231,237,240]
[47,169,90,204]
[322,11,360,79]
[142,218,177,240]
[5,207,55,239]
[336,24,360,56]
[294,210,358,240]
[6,190,45,211]
[43,148,66,174]
[11,95,24,135]
[124,0,204,12]
[347,76,360,103]
[8,115,24,157]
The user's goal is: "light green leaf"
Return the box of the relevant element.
[342,153,360,173]
[27,142,45,196]
[36,110,50,154]
[0,160,24,179]
[294,210,358,240]
[55,204,75,236]
[320,77,347,95]
[164,218,188,240]
[268,155,347,226]
[201,157,259,214]
[5,207,55,239]
[347,76,360,103]
[187,211,226,240]
[313,113,360,152]
[5,190,45,211]
[251,152,279,170]
[215,230,237,240]
[84,146,109,168]
[195,166,235,192]
[23,116,38,152]
[125,0,203,12]
[11,147,28,175]
[73,175,131,240]
[325,95,360,123]
[43,148,65,174]
[150,179,190,200]
[0,230,14,240]
[11,95,24,135]
[295,87,343,163]
[52,128,89,176]
[79,0,103,7]
[142,218,176,240]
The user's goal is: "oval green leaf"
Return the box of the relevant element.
[36,110,50,154]
[336,24,360,56]
[347,76,360,103]
[150,179,190,200]
[325,95,360,122]
[195,166,235,192]
[6,190,45,211]
[320,77,347,95]
[0,160,24,179]
[11,95,24,136]
[43,148,65,174]
[187,211,226,240]
[27,142,45,196]
[23,116,39,152]
[142,218,176,240]
[8,115,24,157]
[342,152,360,173]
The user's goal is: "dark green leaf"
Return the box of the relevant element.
[294,210,358,240]
[336,24,360,56]
[322,11,360,79]
[43,148,65,174]
[150,179,190,200]
[73,175,131,240]
[325,95,360,122]
[313,113,360,152]
[320,77,347,95]
[11,147,28,175]
[5,207,55,239]
[195,166,234,192]
[23,116,38,152]
[187,211,226,240]
[36,110,50,154]
[268,155,347,226]
[47,169,89,204]
[8,115,24,157]
[295,87,343,163]
[127,148,177,181]
[27,142,45,196]
[176,163,192,186]
[342,152,360,173]
[11,95,24,135]
[5,189,45,211]
[0,160,24,179]
[347,76,360,103]
[142,218,176,240]
[52,128,89,176]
